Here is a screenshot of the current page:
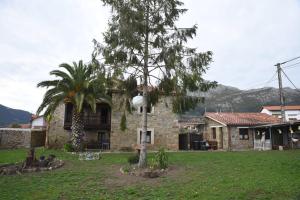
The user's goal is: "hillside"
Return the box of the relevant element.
[187,85,300,115]
[0,104,32,127]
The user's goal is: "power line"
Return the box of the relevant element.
[282,61,300,69]
[281,69,300,92]
[262,72,277,87]
[279,56,300,65]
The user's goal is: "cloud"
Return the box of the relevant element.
[0,0,299,112]
[0,0,109,112]
[179,0,300,89]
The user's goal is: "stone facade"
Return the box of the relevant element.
[230,127,254,150]
[48,93,180,150]
[0,128,45,149]
[204,118,254,150]
[110,93,179,151]
[48,103,101,148]
[48,103,71,148]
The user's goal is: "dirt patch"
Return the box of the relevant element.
[103,165,184,189]
[0,149,64,175]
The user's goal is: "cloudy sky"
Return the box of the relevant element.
[0,0,300,113]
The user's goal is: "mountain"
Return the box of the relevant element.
[0,104,32,127]
[187,85,300,115]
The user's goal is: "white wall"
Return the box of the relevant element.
[285,110,300,121]
[261,109,300,121]
[31,117,46,127]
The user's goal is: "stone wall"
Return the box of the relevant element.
[0,128,46,149]
[48,103,100,148]
[230,127,254,150]
[48,103,71,148]
[0,128,31,149]
[110,93,179,151]
[204,118,254,150]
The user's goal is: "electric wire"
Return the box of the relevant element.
[282,61,300,69]
[279,56,300,65]
[281,69,300,93]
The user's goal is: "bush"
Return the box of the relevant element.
[154,147,168,169]
[63,143,74,152]
[127,154,139,164]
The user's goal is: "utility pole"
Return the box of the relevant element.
[275,63,286,122]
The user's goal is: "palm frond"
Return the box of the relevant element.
[37,60,111,117]
[37,80,60,88]
[59,63,75,76]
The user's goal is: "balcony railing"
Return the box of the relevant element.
[64,120,111,130]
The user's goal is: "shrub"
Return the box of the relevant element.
[154,147,168,169]
[120,113,127,131]
[127,154,139,164]
[122,164,132,174]
[63,143,74,152]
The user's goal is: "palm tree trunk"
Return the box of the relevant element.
[45,124,49,148]
[71,109,84,151]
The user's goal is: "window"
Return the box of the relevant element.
[239,128,249,140]
[212,128,216,139]
[140,131,152,144]
[65,103,73,123]
[137,128,154,144]
[289,118,297,121]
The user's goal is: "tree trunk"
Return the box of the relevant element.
[138,0,149,168]
[71,109,84,151]
[138,80,148,168]
[45,124,49,148]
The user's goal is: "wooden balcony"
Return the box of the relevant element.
[64,121,110,130]
[63,103,111,131]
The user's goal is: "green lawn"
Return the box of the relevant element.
[0,149,300,200]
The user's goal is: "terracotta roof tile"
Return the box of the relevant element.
[205,112,280,126]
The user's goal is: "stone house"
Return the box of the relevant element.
[48,91,183,151]
[204,112,280,150]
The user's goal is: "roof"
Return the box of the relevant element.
[205,112,281,126]
[19,124,31,129]
[262,105,300,111]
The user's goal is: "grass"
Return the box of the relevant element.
[0,148,300,200]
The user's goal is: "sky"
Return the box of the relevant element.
[0,0,300,113]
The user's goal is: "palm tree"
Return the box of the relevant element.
[37,60,110,151]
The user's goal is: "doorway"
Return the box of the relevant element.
[98,131,110,150]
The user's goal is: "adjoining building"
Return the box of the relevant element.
[204,112,281,150]
[31,115,47,130]
[177,116,205,150]
[261,105,300,121]
[252,121,300,150]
